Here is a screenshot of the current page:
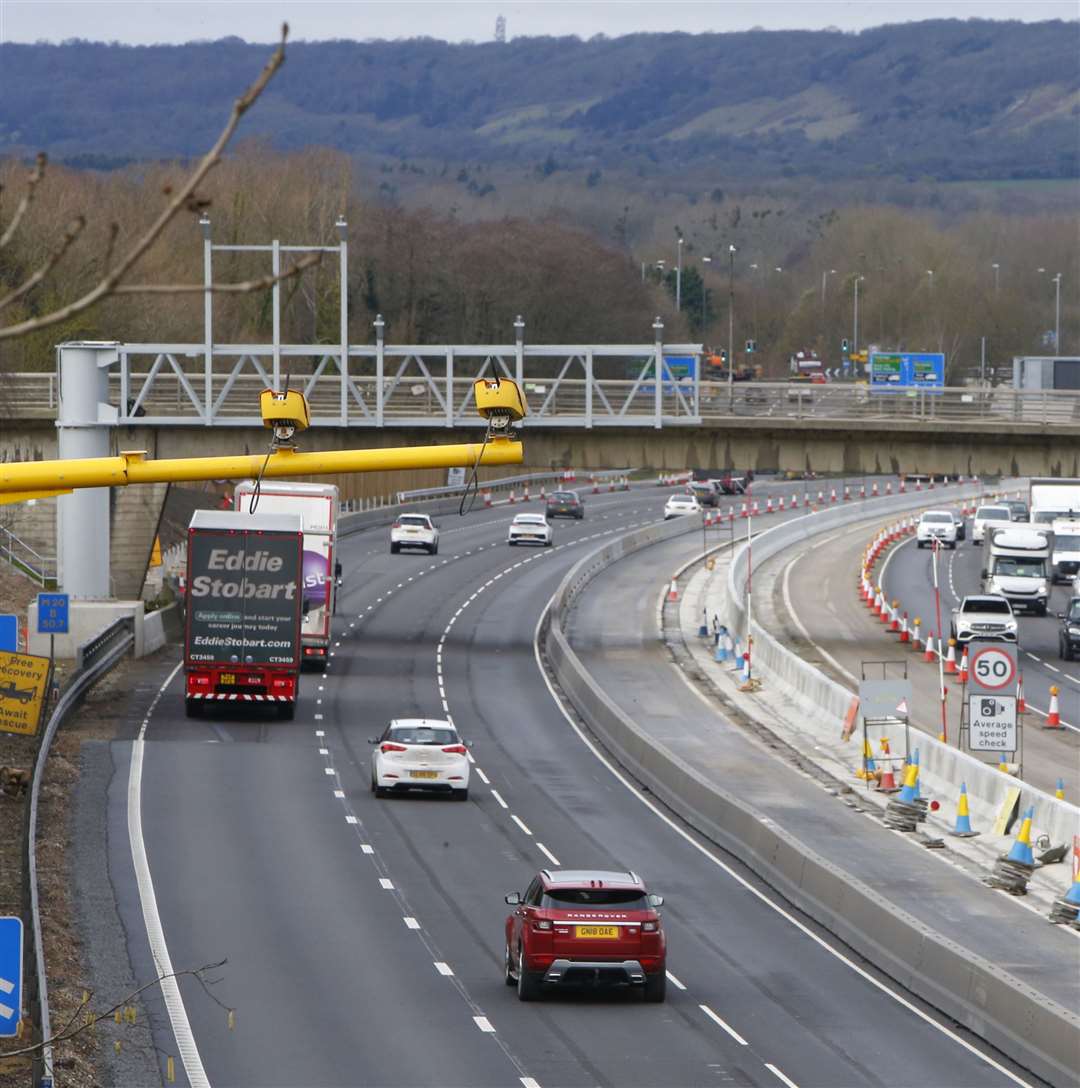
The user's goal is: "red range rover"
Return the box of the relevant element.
[504,869,667,1002]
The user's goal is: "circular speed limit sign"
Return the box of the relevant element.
[969,646,1016,690]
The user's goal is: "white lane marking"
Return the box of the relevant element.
[490,789,509,809]
[510,813,533,835]
[360,844,374,855]
[403,917,421,930]
[314,727,324,735]
[324,767,335,776]
[765,1063,801,1088]
[379,878,394,890]
[666,970,687,991]
[532,604,1037,1088]
[473,1016,495,1033]
[128,660,210,1088]
[520,1080,542,1088]
[536,842,561,866]
[475,767,490,784]
[700,1005,748,1044]
[314,713,324,721]
[435,961,454,976]
[318,747,329,755]
[334,789,344,799]
[1045,664,1060,673]
[346,815,358,825]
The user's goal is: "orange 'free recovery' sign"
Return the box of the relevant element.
[0,650,51,737]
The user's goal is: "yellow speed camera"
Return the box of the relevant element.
[260,387,310,446]
[473,377,527,428]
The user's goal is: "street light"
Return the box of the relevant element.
[728,244,737,401]
[927,269,934,292]
[821,268,837,304]
[991,261,1000,294]
[656,259,665,288]
[1053,273,1062,352]
[701,255,712,332]
[853,274,865,354]
[675,237,684,312]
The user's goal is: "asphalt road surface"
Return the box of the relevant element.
[111,481,1044,1088]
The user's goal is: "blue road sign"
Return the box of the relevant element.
[37,593,69,635]
[0,916,23,1037]
[869,352,945,393]
[0,616,16,653]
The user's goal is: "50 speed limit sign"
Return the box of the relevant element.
[968,644,1017,693]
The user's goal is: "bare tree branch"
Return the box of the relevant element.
[0,959,230,1058]
[0,152,47,249]
[0,215,86,313]
[111,251,322,295]
[0,23,291,342]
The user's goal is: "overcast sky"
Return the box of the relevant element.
[1,0,1076,45]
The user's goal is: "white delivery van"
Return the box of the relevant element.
[1050,518,1080,584]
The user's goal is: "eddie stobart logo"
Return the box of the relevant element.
[190,547,297,601]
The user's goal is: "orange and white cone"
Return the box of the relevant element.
[958,646,969,683]
[944,639,958,674]
[523,486,531,502]
[1016,674,1026,714]
[830,488,837,504]
[1046,685,1061,728]
[817,489,824,504]
[877,738,899,792]
[766,496,774,514]
[899,613,910,643]
[860,484,866,499]
[483,489,492,507]
[740,502,748,519]
[778,495,785,511]
[889,602,900,632]
[539,485,546,500]
[872,481,879,497]
[885,481,892,494]
[910,617,922,649]
[899,478,906,493]
[844,486,851,501]
[508,489,517,504]
[667,579,679,603]
[593,477,600,494]
[791,493,799,508]
[924,632,937,663]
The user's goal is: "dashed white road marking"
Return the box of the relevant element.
[473,1015,495,1033]
[510,813,533,835]
[475,768,490,784]
[536,842,560,866]
[361,844,374,855]
[346,815,358,825]
[700,1005,748,1045]
[434,961,454,976]
[666,970,687,990]
[379,878,394,890]
[490,789,509,809]
[333,789,344,799]
[323,767,335,776]
[765,1063,800,1088]
[403,917,421,930]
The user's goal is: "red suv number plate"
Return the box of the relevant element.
[575,925,619,939]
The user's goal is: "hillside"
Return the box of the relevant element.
[1,19,1077,183]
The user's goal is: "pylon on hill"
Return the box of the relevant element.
[911,617,922,649]
[899,613,910,643]
[944,638,958,674]
[948,783,979,837]
[667,579,679,602]
[1046,685,1061,728]
[924,632,937,663]
[958,646,969,683]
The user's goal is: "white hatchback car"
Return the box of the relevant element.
[916,510,959,549]
[664,494,701,519]
[971,504,1012,545]
[508,513,553,547]
[370,719,469,799]
[391,513,439,555]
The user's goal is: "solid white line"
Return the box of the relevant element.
[665,970,687,991]
[475,767,490,784]
[128,660,210,1088]
[434,961,454,976]
[379,878,394,890]
[403,917,421,930]
[531,604,1037,1088]
[473,1015,495,1033]
[536,842,561,866]
[700,1005,748,1045]
[765,1062,801,1088]
[510,813,533,835]
[490,789,509,809]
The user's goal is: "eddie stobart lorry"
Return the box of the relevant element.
[184,509,304,720]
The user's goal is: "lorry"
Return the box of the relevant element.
[1028,477,1080,526]
[1050,518,1080,584]
[184,509,304,720]
[235,481,339,671]
[980,526,1052,615]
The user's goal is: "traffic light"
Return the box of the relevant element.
[841,338,849,353]
[720,349,728,364]
[745,339,756,353]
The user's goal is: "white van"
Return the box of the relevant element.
[981,527,1051,615]
[1050,519,1080,584]
[971,504,1012,545]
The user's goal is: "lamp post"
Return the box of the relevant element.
[656,259,665,288]
[853,274,864,355]
[728,244,737,402]
[1054,273,1062,351]
[676,236,684,312]
[701,255,712,333]
[992,261,1000,294]
[821,268,836,305]
[927,269,934,293]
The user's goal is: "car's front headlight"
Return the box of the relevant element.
[1069,626,1080,636]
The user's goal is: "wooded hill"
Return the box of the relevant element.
[1,19,1077,183]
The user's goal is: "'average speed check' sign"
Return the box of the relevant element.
[968,644,1017,694]
[969,694,1018,752]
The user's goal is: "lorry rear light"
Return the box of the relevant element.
[270,676,291,689]
[381,742,407,752]
[442,744,467,754]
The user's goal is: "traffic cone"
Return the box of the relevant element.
[877,738,899,792]
[523,486,531,502]
[929,476,935,489]
[1046,686,1061,728]
[958,646,969,683]
[872,481,879,496]
[899,613,910,643]
[899,478,906,493]
[592,477,600,494]
[910,617,922,649]
[714,630,729,662]
[699,609,709,638]
[1055,778,1065,801]
[896,758,919,805]
[924,632,937,663]
[1016,674,1026,713]
[739,653,751,684]
[508,489,517,504]
[889,602,900,632]
[539,485,546,500]
[667,579,679,602]
[816,489,824,504]
[885,481,892,495]
[944,639,958,674]
[1004,806,1035,866]
[948,783,979,837]
[740,502,748,518]
[857,737,877,780]
[778,495,785,511]
[844,486,851,501]
[860,483,866,499]
[912,748,922,798]
[916,479,922,491]
[830,488,837,504]
[483,489,492,507]
[765,496,774,514]
[791,492,799,509]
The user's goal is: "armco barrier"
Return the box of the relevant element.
[721,487,1080,848]
[540,510,1080,1087]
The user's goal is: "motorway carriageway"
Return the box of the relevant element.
[778,503,1078,795]
[111,480,1040,1088]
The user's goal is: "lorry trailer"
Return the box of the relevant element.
[184,509,304,719]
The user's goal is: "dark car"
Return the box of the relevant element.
[1003,500,1029,523]
[546,491,584,519]
[1059,597,1080,661]
[688,481,719,507]
[504,869,666,1002]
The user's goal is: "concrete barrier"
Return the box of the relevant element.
[540,507,1080,1087]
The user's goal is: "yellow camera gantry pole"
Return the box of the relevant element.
[0,379,528,505]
